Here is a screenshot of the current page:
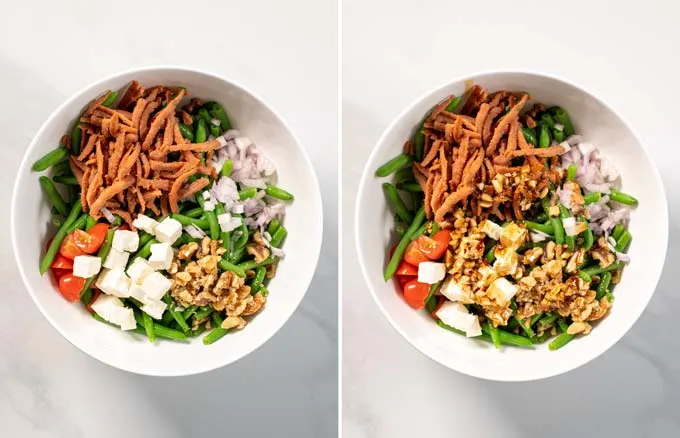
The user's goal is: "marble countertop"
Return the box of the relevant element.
[0,1,337,436]
[342,1,680,436]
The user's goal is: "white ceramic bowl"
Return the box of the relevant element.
[356,71,668,381]
[12,66,323,376]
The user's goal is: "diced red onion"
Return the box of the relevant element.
[562,217,578,236]
[216,135,228,147]
[616,251,631,263]
[556,188,572,209]
[530,231,550,242]
[184,225,206,239]
[217,213,242,232]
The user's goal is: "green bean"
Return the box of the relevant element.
[482,321,501,349]
[529,313,543,327]
[237,257,276,271]
[40,201,81,275]
[396,181,422,192]
[220,160,233,178]
[183,207,204,219]
[522,127,537,146]
[51,215,65,229]
[578,271,592,283]
[538,123,551,148]
[615,230,632,253]
[429,221,440,235]
[150,324,188,341]
[444,95,461,112]
[524,221,554,234]
[484,243,497,263]
[270,225,287,247]
[538,313,558,328]
[583,192,601,205]
[551,107,575,136]
[233,223,250,251]
[497,329,534,347]
[423,281,442,313]
[596,271,612,300]
[238,187,258,200]
[214,203,230,249]
[32,147,68,172]
[612,224,625,241]
[534,212,548,223]
[195,118,208,144]
[198,108,212,123]
[71,117,83,155]
[191,324,208,337]
[39,176,69,216]
[161,309,175,327]
[376,154,412,177]
[142,312,156,343]
[178,123,195,142]
[384,208,426,281]
[559,205,575,251]
[161,296,190,332]
[66,214,89,233]
[413,124,425,162]
[218,259,246,277]
[513,316,535,338]
[228,246,247,263]
[100,90,119,107]
[265,184,295,201]
[581,220,594,251]
[207,102,232,131]
[267,219,281,236]
[610,189,638,206]
[394,223,407,237]
[505,318,520,331]
[128,237,158,266]
[553,128,565,143]
[582,262,622,277]
[80,228,116,302]
[193,306,213,322]
[383,183,413,224]
[210,123,221,137]
[540,113,555,128]
[182,305,197,321]
[567,164,577,182]
[549,331,574,351]
[53,175,78,185]
[250,267,267,294]
[84,215,97,231]
[203,313,229,345]
[394,167,415,183]
[541,198,564,244]
[196,191,220,239]
[171,213,210,230]
[51,160,72,177]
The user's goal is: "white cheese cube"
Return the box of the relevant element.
[417,262,446,284]
[132,214,159,234]
[480,220,502,240]
[90,294,136,331]
[128,284,152,305]
[486,277,518,305]
[148,242,174,271]
[112,230,140,252]
[493,247,518,276]
[154,218,182,244]
[126,258,154,284]
[440,277,473,303]
[499,222,527,249]
[436,301,480,337]
[562,217,577,236]
[103,247,129,270]
[72,255,101,278]
[95,269,131,298]
[141,272,172,301]
[141,300,168,320]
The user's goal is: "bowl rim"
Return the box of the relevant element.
[354,68,669,381]
[11,65,324,376]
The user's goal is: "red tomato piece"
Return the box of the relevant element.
[416,230,451,261]
[58,274,85,302]
[60,233,85,259]
[404,240,429,265]
[402,279,430,310]
[395,261,418,276]
[51,254,74,270]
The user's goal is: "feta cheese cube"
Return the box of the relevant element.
[141,300,168,320]
[486,277,518,305]
[148,242,174,270]
[493,247,518,276]
[436,301,481,337]
[440,277,473,303]
[480,220,502,240]
[95,269,131,298]
[499,222,527,249]
[154,218,182,244]
[112,230,140,252]
[90,295,136,330]
[72,255,101,278]
[418,261,446,284]
[126,258,154,284]
[132,214,159,234]
[103,247,129,270]
[128,284,152,305]
[141,272,172,301]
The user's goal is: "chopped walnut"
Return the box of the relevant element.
[592,237,616,268]
[567,321,592,335]
[246,232,271,263]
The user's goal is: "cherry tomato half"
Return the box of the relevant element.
[395,260,418,276]
[87,223,109,250]
[51,254,74,270]
[60,233,85,259]
[58,274,85,302]
[416,230,451,261]
[404,240,429,265]
[402,279,430,310]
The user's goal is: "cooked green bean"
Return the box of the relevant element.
[101,90,119,107]
[207,102,232,131]
[53,175,78,185]
[220,160,233,178]
[583,192,601,205]
[540,113,555,128]
[394,223,407,237]
[525,221,554,234]
[238,187,258,200]
[142,323,187,341]
[383,183,413,224]
[237,257,276,271]
[233,223,250,252]
[196,191,220,239]
[394,167,415,183]
[413,124,425,162]
[178,123,195,142]
[218,259,246,277]
[195,118,208,144]
[267,219,281,236]
[214,204,231,250]
[396,181,422,192]
[384,207,426,281]
[39,176,68,216]
[542,198,564,244]
[376,154,412,177]
[171,213,210,230]
[182,305,197,321]
[529,313,543,327]
[71,118,83,155]
[198,108,212,123]
[538,123,551,148]
[210,123,221,137]
[567,164,577,182]
[410,223,428,241]
[270,225,287,247]
[549,331,574,351]
[250,267,267,294]
[612,224,625,241]
[51,215,65,229]
[538,313,558,328]
[439,321,533,347]
[184,207,204,218]
[40,201,82,275]
[142,312,156,343]
[578,270,592,283]
[596,271,612,300]
[615,230,632,253]
[582,262,622,277]
[161,309,175,327]
[67,215,88,234]
[193,306,213,322]
[51,160,72,177]
[580,220,594,251]
[32,147,68,172]
[513,316,535,338]
[162,296,190,332]
[482,321,501,349]
[559,205,575,251]
[444,95,461,112]
[203,313,229,345]
[551,107,575,136]
[610,189,638,206]
[423,282,442,313]
[534,212,548,223]
[265,184,294,201]
[85,215,97,231]
[522,127,537,146]
[128,237,158,266]
[553,128,565,143]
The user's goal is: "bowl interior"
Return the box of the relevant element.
[12,67,323,376]
[356,71,668,381]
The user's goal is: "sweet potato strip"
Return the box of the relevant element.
[143,89,185,150]
[90,176,135,216]
[434,186,475,223]
[165,140,220,153]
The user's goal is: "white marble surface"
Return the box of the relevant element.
[0,1,337,436]
[342,1,680,436]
